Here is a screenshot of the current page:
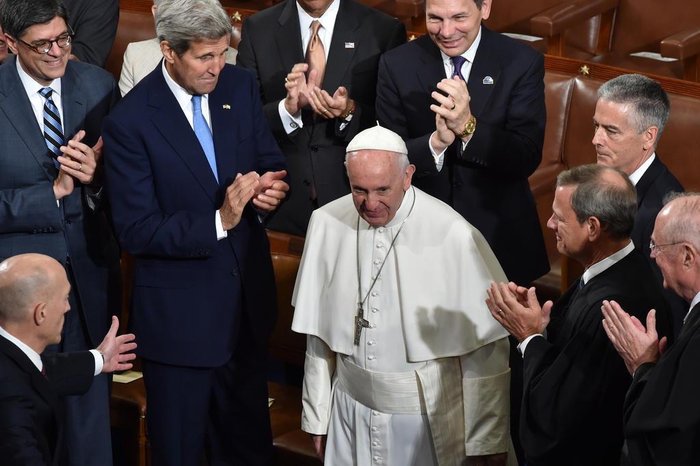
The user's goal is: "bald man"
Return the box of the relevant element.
[0,254,136,466]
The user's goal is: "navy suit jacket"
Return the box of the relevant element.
[377,28,549,284]
[0,335,94,466]
[0,56,121,346]
[103,64,286,367]
[237,0,406,235]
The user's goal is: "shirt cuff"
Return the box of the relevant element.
[215,210,228,240]
[428,132,446,172]
[278,100,303,134]
[90,349,104,376]
[517,334,544,358]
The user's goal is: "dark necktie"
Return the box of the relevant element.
[451,55,467,80]
[191,95,219,182]
[306,20,325,86]
[39,87,64,166]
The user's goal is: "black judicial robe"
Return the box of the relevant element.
[622,303,700,466]
[520,250,672,466]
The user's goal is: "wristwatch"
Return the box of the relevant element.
[458,115,477,138]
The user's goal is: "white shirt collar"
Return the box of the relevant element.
[684,291,700,324]
[0,325,43,372]
[628,153,656,186]
[440,26,482,79]
[161,60,210,128]
[582,240,635,285]
[15,56,62,98]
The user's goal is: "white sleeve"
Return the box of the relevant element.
[460,337,511,455]
[301,335,336,435]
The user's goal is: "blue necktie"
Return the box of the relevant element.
[451,55,467,80]
[39,87,64,167]
[191,95,218,182]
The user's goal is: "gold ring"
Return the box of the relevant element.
[78,163,83,172]
[450,103,456,110]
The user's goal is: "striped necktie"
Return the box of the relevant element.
[39,87,64,166]
[191,95,219,182]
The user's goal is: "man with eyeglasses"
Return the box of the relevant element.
[602,193,700,466]
[487,164,673,466]
[0,1,121,465]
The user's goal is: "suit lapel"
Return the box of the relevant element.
[468,27,501,117]
[0,57,57,180]
[209,83,237,187]
[416,37,446,95]
[275,0,305,78]
[634,157,662,207]
[148,73,219,201]
[61,65,87,144]
[323,0,359,93]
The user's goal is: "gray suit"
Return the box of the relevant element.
[0,55,120,466]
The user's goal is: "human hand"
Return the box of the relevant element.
[284,63,312,115]
[311,434,326,462]
[253,170,289,212]
[57,129,98,185]
[306,85,353,119]
[486,282,552,341]
[430,77,473,140]
[97,316,137,373]
[219,172,260,230]
[601,300,665,375]
[430,112,455,153]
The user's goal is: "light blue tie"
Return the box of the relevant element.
[192,95,218,182]
[39,87,64,167]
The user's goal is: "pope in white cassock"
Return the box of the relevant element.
[291,125,515,466]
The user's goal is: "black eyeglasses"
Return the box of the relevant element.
[18,31,72,55]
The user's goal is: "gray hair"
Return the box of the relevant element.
[557,164,637,240]
[156,0,231,56]
[597,74,671,145]
[0,258,50,323]
[658,193,700,251]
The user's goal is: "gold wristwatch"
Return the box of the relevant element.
[458,115,477,138]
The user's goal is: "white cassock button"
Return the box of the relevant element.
[373,259,381,265]
[371,291,378,297]
[372,441,379,446]
[368,340,376,346]
[371,307,378,313]
[371,426,378,432]
[368,355,375,360]
[372,411,379,416]
[376,242,384,248]
[378,228,385,233]
[370,323,377,328]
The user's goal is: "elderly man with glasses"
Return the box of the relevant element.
[0,0,121,465]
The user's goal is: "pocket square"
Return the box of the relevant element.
[482,76,494,85]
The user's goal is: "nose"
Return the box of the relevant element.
[364,193,380,210]
[592,126,603,146]
[546,214,557,231]
[440,19,455,37]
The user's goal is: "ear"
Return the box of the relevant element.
[682,243,697,269]
[33,302,47,326]
[643,126,659,152]
[403,164,416,190]
[5,33,19,55]
[160,41,175,63]
[586,216,602,241]
[480,0,492,20]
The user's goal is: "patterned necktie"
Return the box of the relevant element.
[306,20,325,86]
[451,55,467,80]
[191,95,219,182]
[39,87,65,166]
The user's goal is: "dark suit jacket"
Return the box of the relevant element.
[64,0,119,67]
[0,56,121,346]
[520,249,672,466]
[376,28,549,284]
[0,335,94,466]
[632,156,686,334]
[622,304,700,466]
[237,0,406,235]
[103,64,286,367]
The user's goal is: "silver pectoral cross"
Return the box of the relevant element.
[354,305,370,345]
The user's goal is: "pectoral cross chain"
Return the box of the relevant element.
[354,305,370,345]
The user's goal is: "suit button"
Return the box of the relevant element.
[231,270,238,276]
[310,145,318,152]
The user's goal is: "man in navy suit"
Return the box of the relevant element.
[102,1,288,465]
[376,0,548,286]
[0,0,120,464]
[593,74,685,335]
[0,253,136,466]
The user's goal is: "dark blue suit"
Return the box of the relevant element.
[103,63,285,465]
[377,27,549,286]
[0,56,120,466]
[0,335,94,466]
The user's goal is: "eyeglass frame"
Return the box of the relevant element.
[16,28,74,55]
[649,239,684,255]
